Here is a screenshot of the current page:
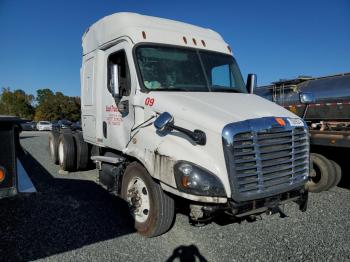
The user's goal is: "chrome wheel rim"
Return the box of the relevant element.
[126,177,150,223]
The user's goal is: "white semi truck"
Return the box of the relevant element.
[49,13,311,237]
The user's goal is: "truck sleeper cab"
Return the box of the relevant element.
[50,12,310,237]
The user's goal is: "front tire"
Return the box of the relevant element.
[121,162,175,237]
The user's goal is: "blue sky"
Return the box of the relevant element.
[0,0,349,97]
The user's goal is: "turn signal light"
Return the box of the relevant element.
[0,167,6,183]
[275,117,286,126]
[181,175,190,188]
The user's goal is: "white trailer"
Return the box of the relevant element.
[49,13,311,237]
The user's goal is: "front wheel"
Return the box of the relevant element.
[121,162,175,237]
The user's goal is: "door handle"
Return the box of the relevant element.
[103,121,107,138]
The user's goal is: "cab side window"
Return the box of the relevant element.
[107,50,131,97]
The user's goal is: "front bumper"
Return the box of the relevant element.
[229,187,308,217]
[193,187,308,221]
[39,127,52,131]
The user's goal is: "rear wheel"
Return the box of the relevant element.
[306,153,333,193]
[73,132,89,170]
[48,132,59,164]
[58,133,76,171]
[329,160,342,189]
[121,162,175,237]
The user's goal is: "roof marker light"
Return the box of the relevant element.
[192,38,197,46]
[183,36,187,44]
[142,31,147,39]
[227,45,232,53]
[201,40,206,47]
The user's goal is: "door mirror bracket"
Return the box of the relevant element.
[246,74,257,94]
[154,112,206,145]
[111,64,119,98]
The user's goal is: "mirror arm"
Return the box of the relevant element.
[302,104,309,119]
[171,124,206,145]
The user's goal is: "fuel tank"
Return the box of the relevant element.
[255,73,350,121]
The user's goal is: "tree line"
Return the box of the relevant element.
[0,88,81,122]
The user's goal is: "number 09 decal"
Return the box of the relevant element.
[145,97,155,106]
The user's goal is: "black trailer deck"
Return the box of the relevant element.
[0,116,35,198]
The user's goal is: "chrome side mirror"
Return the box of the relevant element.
[154,112,174,131]
[246,74,257,94]
[299,92,315,104]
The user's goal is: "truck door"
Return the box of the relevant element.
[81,56,96,142]
[102,42,135,150]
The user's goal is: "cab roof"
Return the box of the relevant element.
[82,12,231,56]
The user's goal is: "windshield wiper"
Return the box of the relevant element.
[151,87,190,91]
[211,87,241,93]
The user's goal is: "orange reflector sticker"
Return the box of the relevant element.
[275,118,286,126]
[0,167,5,183]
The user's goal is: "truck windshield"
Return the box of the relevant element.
[135,45,246,93]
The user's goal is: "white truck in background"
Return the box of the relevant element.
[49,13,311,237]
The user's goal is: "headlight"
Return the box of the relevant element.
[174,161,226,197]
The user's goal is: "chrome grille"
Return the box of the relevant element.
[232,127,309,196]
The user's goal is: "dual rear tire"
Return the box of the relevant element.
[306,153,342,193]
[49,131,89,172]
[48,132,59,164]
[58,134,76,171]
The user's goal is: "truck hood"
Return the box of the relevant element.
[143,92,298,131]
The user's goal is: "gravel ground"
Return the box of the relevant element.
[0,131,349,262]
